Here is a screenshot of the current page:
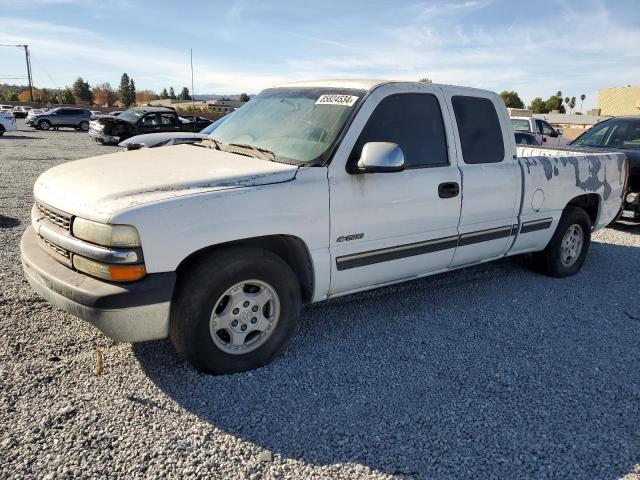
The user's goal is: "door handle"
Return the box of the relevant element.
[438,182,459,199]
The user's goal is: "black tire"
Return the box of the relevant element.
[170,247,302,374]
[531,206,591,277]
[0,125,4,136]
[38,119,51,130]
[79,121,89,131]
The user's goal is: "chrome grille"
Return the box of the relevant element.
[36,202,71,231]
[41,237,71,259]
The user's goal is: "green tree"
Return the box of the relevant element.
[239,92,250,102]
[569,96,576,114]
[580,94,586,113]
[160,88,169,99]
[499,90,525,109]
[419,77,433,84]
[72,77,93,104]
[178,87,191,100]
[529,97,548,113]
[118,73,136,108]
[60,87,75,104]
[545,95,565,113]
[168,87,176,99]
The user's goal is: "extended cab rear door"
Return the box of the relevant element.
[327,83,462,295]
[442,89,521,267]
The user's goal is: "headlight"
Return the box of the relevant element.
[73,255,146,282]
[72,218,141,247]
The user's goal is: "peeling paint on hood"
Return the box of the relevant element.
[34,144,298,222]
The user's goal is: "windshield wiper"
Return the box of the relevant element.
[227,143,276,161]
[198,138,223,150]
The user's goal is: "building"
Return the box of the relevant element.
[598,86,640,116]
[147,98,245,113]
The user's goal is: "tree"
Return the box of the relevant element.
[60,88,76,104]
[239,93,250,102]
[499,90,525,109]
[92,83,117,106]
[72,77,93,104]
[136,90,158,103]
[160,88,169,99]
[419,77,433,84]
[569,96,576,114]
[529,97,547,114]
[580,94,586,113]
[168,87,176,99]
[178,87,191,100]
[118,73,136,108]
[545,95,565,113]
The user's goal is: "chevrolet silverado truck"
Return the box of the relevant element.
[22,80,627,374]
[88,106,212,144]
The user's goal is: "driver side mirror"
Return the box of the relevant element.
[355,142,405,173]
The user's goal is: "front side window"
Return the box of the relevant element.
[452,96,505,164]
[210,87,365,165]
[573,120,640,149]
[159,113,176,125]
[349,93,449,168]
[539,120,555,136]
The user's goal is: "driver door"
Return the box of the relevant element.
[327,85,462,295]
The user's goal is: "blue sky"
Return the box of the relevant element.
[1,0,639,109]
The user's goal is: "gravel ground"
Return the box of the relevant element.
[1,120,640,479]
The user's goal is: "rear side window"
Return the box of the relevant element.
[452,96,505,164]
[350,93,449,168]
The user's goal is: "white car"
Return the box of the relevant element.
[0,109,17,136]
[511,116,568,146]
[22,79,627,374]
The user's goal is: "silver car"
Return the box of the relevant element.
[25,107,92,131]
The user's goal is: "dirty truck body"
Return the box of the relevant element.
[22,80,626,374]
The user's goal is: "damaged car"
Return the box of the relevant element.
[88,106,213,145]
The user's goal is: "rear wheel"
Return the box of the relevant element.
[79,120,89,131]
[531,206,591,277]
[170,247,302,374]
[38,119,51,130]
[0,125,4,136]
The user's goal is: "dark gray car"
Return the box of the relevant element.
[25,107,92,131]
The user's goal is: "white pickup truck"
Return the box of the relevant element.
[22,80,627,374]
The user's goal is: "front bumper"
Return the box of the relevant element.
[21,226,176,342]
[88,129,119,144]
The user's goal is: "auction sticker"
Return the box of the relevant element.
[315,94,359,106]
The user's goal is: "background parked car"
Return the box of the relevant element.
[25,107,92,131]
[11,106,32,118]
[0,109,17,136]
[109,111,123,116]
[511,116,568,146]
[119,113,231,150]
[569,116,640,219]
[0,104,14,113]
[89,106,213,144]
[514,131,542,145]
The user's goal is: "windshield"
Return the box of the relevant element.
[209,87,365,165]
[511,118,531,132]
[573,119,640,149]
[200,113,232,134]
[117,109,144,122]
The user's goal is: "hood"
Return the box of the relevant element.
[34,144,298,222]
[119,131,207,149]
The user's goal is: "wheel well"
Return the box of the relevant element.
[567,193,600,225]
[176,235,315,303]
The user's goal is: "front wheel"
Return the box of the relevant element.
[79,120,89,131]
[531,206,591,277]
[38,119,51,130]
[170,247,302,374]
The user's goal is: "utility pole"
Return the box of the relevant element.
[0,44,34,102]
[22,45,34,102]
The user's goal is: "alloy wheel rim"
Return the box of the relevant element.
[560,224,584,267]
[209,279,280,355]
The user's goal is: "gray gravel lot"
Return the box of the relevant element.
[1,120,640,479]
